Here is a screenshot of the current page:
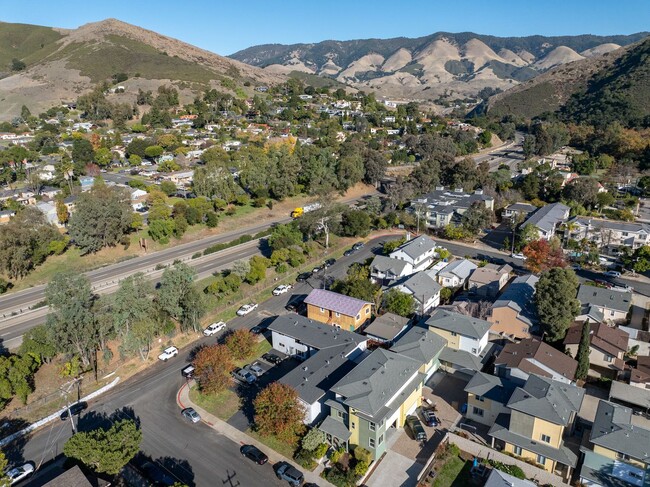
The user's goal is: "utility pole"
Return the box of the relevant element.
[60,376,82,434]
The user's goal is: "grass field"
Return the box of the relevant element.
[431,456,473,487]
[189,386,240,421]
[246,428,297,459]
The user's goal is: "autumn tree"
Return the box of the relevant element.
[522,239,566,273]
[254,382,305,445]
[535,268,580,342]
[193,344,235,394]
[225,329,256,360]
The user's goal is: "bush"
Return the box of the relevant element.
[192,252,202,259]
[329,447,344,465]
[353,446,372,464]
[0,277,10,294]
[276,263,288,274]
[206,211,219,228]
[252,197,267,208]
[294,449,317,470]
[486,459,526,479]
[302,428,327,451]
[313,443,328,459]
[354,460,369,477]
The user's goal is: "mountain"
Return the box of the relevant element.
[487,36,650,124]
[230,32,648,101]
[0,19,283,120]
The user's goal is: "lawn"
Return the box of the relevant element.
[189,385,240,421]
[235,340,272,368]
[246,428,296,459]
[431,456,472,487]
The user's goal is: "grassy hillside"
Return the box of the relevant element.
[0,22,63,70]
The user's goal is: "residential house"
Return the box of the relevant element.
[369,255,413,285]
[39,186,61,199]
[564,322,628,379]
[35,201,61,227]
[426,309,491,356]
[484,469,537,487]
[488,374,585,480]
[388,235,438,273]
[267,314,367,424]
[163,170,194,187]
[630,355,650,389]
[129,188,148,210]
[436,259,478,288]
[391,269,442,314]
[522,202,570,240]
[411,187,495,229]
[577,285,632,324]
[488,274,539,340]
[390,326,447,381]
[322,348,424,461]
[503,202,538,222]
[464,371,516,427]
[494,338,578,385]
[304,289,372,331]
[567,217,650,254]
[467,264,512,299]
[363,313,409,344]
[579,400,650,487]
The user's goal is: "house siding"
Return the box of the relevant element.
[306,303,371,331]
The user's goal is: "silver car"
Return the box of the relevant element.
[181,407,201,423]
[245,362,264,377]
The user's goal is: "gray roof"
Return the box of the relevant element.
[304,289,371,317]
[427,309,491,340]
[370,255,410,276]
[439,346,483,372]
[578,303,604,323]
[579,449,650,487]
[571,216,650,235]
[390,326,446,366]
[493,274,539,327]
[390,235,437,260]
[364,313,409,341]
[319,415,351,441]
[523,202,570,233]
[42,465,94,487]
[464,371,516,405]
[507,374,584,426]
[414,187,494,212]
[590,400,650,462]
[577,285,632,314]
[393,270,442,303]
[438,259,477,280]
[331,348,423,420]
[609,380,650,410]
[268,314,365,350]
[505,202,537,214]
[484,469,536,487]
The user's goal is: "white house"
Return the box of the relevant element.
[426,309,491,356]
[389,235,438,273]
[392,269,442,314]
[369,255,413,285]
[437,259,478,288]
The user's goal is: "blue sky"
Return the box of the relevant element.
[3,0,649,55]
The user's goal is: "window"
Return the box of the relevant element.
[513,446,522,456]
[336,410,344,419]
[472,407,484,417]
[536,454,546,466]
[366,308,370,315]
[604,355,613,363]
[617,452,631,461]
[475,395,484,402]
[351,421,356,430]
[610,310,615,317]
[369,438,376,448]
[541,434,551,443]
[356,314,361,320]
[369,422,376,431]
[451,332,457,337]
[378,434,384,445]
[471,348,477,354]
[319,307,324,312]
[335,312,340,318]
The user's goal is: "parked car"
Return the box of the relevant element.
[343,249,354,257]
[405,415,427,442]
[511,252,526,260]
[181,365,195,379]
[181,407,201,423]
[237,303,258,316]
[324,258,336,268]
[245,362,265,377]
[232,367,256,384]
[273,284,293,296]
[613,284,634,292]
[6,463,34,484]
[312,266,323,274]
[203,321,227,336]
[276,462,304,486]
[240,444,268,465]
[141,461,176,486]
[262,353,283,365]
[352,242,364,250]
[158,346,179,361]
[604,270,622,278]
[60,401,88,420]
[419,407,439,427]
[251,323,268,335]
[285,302,299,313]
[296,272,311,282]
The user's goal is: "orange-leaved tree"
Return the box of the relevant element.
[254,382,305,445]
[523,239,566,274]
[225,329,256,360]
[193,344,235,394]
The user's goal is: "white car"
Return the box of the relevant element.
[511,253,526,260]
[203,321,227,336]
[237,303,258,316]
[6,463,34,484]
[272,284,292,296]
[245,362,265,377]
[158,346,179,361]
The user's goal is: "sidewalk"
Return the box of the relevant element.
[177,383,333,486]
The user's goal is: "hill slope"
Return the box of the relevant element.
[230,32,648,101]
[0,19,283,120]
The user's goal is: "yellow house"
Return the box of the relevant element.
[464,372,515,427]
[304,289,372,331]
[488,374,584,481]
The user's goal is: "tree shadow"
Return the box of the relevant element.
[0,417,31,466]
[131,451,196,487]
[76,406,141,433]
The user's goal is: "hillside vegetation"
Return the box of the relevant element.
[0,22,63,71]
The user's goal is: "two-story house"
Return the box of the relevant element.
[577,285,632,324]
[502,202,537,222]
[564,322,628,379]
[391,269,442,314]
[411,187,495,229]
[363,313,409,344]
[426,309,491,356]
[436,259,478,289]
[521,202,570,240]
[304,289,373,331]
[389,235,438,273]
[467,264,512,299]
[464,371,516,427]
[369,255,413,285]
[566,217,650,254]
[389,325,447,381]
[579,400,650,487]
[488,374,585,480]
[488,274,539,340]
[494,338,578,385]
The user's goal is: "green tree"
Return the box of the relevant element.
[94,147,112,167]
[301,428,327,452]
[621,245,650,273]
[575,321,591,381]
[63,419,142,475]
[193,344,235,394]
[224,329,256,360]
[535,268,580,342]
[160,181,177,196]
[382,289,415,317]
[340,209,372,237]
[245,255,269,284]
[461,202,494,235]
[254,383,305,445]
[19,324,57,364]
[144,145,164,160]
[11,58,26,71]
[55,196,70,226]
[268,223,303,251]
[331,263,380,304]
[112,273,154,337]
[72,138,95,165]
[157,262,201,330]
[596,192,615,212]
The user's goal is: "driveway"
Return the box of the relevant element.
[366,450,421,487]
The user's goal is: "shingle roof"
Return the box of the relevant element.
[390,235,437,260]
[438,259,477,280]
[571,216,650,234]
[492,274,539,326]
[370,255,410,276]
[268,314,365,350]
[304,289,371,318]
[564,322,629,357]
[485,468,537,487]
[464,371,516,404]
[439,346,484,371]
[505,202,537,214]
[393,270,442,303]
[363,313,409,342]
[523,202,570,233]
[495,338,578,381]
[468,264,511,285]
[319,415,351,442]
[426,309,491,340]
[390,326,446,366]
[590,400,650,462]
[577,285,632,314]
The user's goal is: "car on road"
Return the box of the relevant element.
[570,264,582,271]
[343,248,354,257]
[181,407,201,423]
[312,265,323,274]
[613,284,634,292]
[141,461,176,486]
[275,462,304,486]
[237,303,258,316]
[419,407,439,427]
[604,270,622,278]
[510,252,526,260]
[324,258,336,268]
[181,365,195,379]
[232,367,256,384]
[6,463,34,484]
[245,362,265,377]
[405,415,427,443]
[203,321,227,336]
[158,346,179,361]
[296,272,311,282]
[60,401,88,420]
[262,352,283,365]
[240,444,268,465]
[273,284,293,296]
[352,242,364,251]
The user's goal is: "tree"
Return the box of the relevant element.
[224,329,256,360]
[254,383,305,445]
[19,325,57,364]
[331,263,380,304]
[0,353,40,406]
[112,273,154,336]
[193,344,235,394]
[621,245,650,273]
[522,239,566,274]
[63,419,142,475]
[157,262,197,325]
[55,196,69,226]
[382,289,415,317]
[268,223,303,251]
[68,185,133,254]
[340,209,371,237]
[575,321,591,381]
[596,192,615,211]
[72,138,95,166]
[160,181,177,196]
[564,178,600,209]
[535,268,580,342]
[94,147,112,167]
[245,255,269,284]
[144,145,164,160]
[11,58,26,71]
[231,259,251,279]
[461,202,494,235]
[301,428,327,452]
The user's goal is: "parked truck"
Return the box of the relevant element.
[291,202,322,218]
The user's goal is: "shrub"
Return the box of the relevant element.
[252,197,267,208]
[354,460,369,477]
[353,446,372,464]
[192,252,202,259]
[276,263,288,274]
[329,447,344,464]
[486,459,526,479]
[295,449,317,470]
[313,443,328,459]
[302,428,327,451]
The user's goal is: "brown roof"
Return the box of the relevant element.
[469,264,511,285]
[630,356,650,385]
[495,338,578,381]
[564,323,629,357]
